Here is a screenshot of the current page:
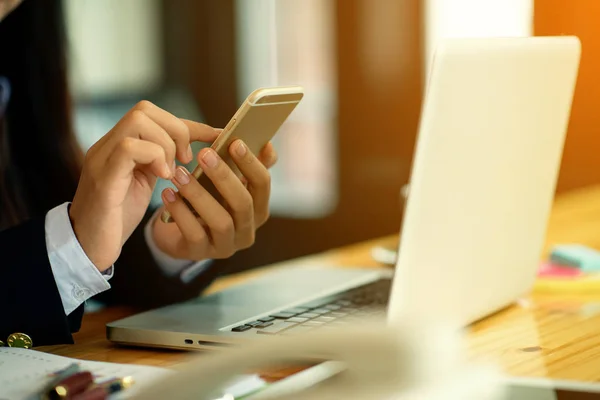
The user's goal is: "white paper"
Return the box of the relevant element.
[0,347,169,400]
[0,348,265,400]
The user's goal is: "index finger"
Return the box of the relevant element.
[132,101,193,164]
[182,119,220,143]
[258,142,278,169]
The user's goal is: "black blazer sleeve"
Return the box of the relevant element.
[94,211,223,310]
[0,218,84,346]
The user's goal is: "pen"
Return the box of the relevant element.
[46,371,94,400]
[38,364,81,400]
[49,363,81,379]
[69,377,135,400]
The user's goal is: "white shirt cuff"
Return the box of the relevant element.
[45,202,111,315]
[144,208,213,282]
[180,258,214,283]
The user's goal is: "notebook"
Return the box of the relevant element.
[0,347,266,400]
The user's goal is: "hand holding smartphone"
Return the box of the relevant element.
[161,86,304,223]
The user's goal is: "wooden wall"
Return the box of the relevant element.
[535,0,600,192]
[162,0,239,127]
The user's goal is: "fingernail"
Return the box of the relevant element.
[164,162,173,177]
[202,150,219,169]
[235,140,247,157]
[187,145,193,162]
[175,166,190,185]
[164,188,177,203]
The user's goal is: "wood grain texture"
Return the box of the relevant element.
[39,185,600,381]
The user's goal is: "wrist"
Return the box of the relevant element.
[68,202,114,273]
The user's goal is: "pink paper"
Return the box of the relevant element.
[538,262,582,278]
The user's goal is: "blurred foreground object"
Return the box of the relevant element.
[132,320,506,399]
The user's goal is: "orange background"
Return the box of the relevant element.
[535,0,600,192]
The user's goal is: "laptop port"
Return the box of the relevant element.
[198,340,232,347]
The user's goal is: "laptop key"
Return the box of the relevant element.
[248,321,264,327]
[329,312,348,318]
[311,308,331,315]
[232,325,252,332]
[255,321,274,328]
[315,316,336,323]
[324,304,342,311]
[330,320,350,326]
[298,312,319,319]
[282,325,314,335]
[270,312,297,319]
[302,321,325,327]
[321,323,344,330]
[336,300,352,306]
[258,316,276,322]
[283,307,310,314]
[300,298,333,309]
[257,321,297,335]
[288,317,309,323]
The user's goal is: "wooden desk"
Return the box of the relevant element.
[40,185,600,382]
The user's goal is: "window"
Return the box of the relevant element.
[424,0,533,80]
[64,0,205,208]
[65,0,338,215]
[235,0,338,218]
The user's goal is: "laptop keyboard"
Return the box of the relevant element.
[230,278,391,335]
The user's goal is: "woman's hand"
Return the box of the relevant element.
[151,142,278,261]
[69,101,219,272]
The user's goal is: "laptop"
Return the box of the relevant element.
[107,36,581,349]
